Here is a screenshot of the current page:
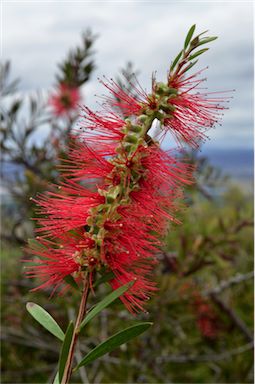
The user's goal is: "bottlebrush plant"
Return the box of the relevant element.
[25,25,228,384]
[0,30,96,245]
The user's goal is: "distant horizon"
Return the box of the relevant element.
[1,146,253,184]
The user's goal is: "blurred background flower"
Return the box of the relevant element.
[49,84,81,116]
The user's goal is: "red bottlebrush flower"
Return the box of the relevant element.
[27,31,227,312]
[99,77,145,116]
[26,81,194,312]
[196,316,219,339]
[192,292,220,339]
[179,283,221,339]
[25,237,81,293]
[99,72,228,149]
[164,70,228,147]
[49,83,81,116]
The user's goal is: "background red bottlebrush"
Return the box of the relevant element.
[49,84,81,117]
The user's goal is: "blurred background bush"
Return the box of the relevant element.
[1,2,253,383]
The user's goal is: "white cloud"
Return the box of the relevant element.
[2,1,253,150]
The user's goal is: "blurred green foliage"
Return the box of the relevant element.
[1,185,253,383]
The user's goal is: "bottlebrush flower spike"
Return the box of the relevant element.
[26,26,228,313]
[192,292,220,339]
[49,83,81,116]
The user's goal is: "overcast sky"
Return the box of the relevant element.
[2,0,254,151]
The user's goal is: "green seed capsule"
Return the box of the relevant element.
[166,87,178,95]
[125,134,138,144]
[160,102,176,113]
[138,114,148,123]
[155,82,169,95]
[123,143,132,152]
[106,195,115,203]
[130,124,143,133]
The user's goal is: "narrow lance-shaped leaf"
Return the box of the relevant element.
[188,48,209,61]
[64,274,80,291]
[184,24,196,49]
[170,50,183,72]
[28,238,46,250]
[181,60,198,75]
[93,270,115,288]
[23,261,43,266]
[27,238,50,260]
[197,36,218,47]
[53,372,59,384]
[26,302,65,341]
[74,322,153,370]
[197,29,209,38]
[58,321,74,382]
[79,280,135,331]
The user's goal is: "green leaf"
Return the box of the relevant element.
[26,302,65,341]
[23,261,43,266]
[64,275,80,291]
[28,238,46,250]
[184,24,196,49]
[181,60,198,74]
[188,48,209,61]
[58,321,74,382]
[197,36,218,47]
[93,271,115,288]
[74,322,153,370]
[53,372,59,384]
[79,281,135,331]
[197,29,209,38]
[170,50,183,72]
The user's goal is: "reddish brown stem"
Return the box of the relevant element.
[61,275,90,384]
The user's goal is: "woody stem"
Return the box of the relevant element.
[61,274,90,384]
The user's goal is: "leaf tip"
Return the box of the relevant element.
[26,302,35,309]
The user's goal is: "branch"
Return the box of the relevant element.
[203,271,254,296]
[231,219,254,233]
[61,275,90,384]
[68,307,89,384]
[210,294,253,343]
[1,326,58,353]
[157,342,253,363]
